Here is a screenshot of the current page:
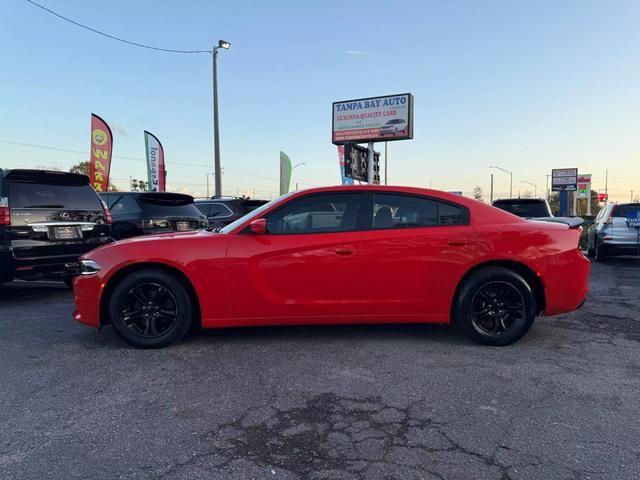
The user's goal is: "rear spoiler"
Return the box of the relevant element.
[529,217,584,229]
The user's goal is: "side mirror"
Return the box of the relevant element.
[249,218,267,234]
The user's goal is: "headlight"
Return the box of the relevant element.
[79,259,101,275]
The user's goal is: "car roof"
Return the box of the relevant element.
[1,169,89,185]
[493,198,546,204]
[101,191,193,199]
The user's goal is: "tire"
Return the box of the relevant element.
[594,241,607,262]
[453,267,537,346]
[108,269,193,348]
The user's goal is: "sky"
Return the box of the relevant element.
[1,0,639,201]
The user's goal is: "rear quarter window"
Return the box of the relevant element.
[138,196,203,217]
[8,182,103,210]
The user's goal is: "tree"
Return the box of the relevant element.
[69,161,118,191]
[130,179,148,192]
[472,186,484,202]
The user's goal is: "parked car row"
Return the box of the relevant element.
[0,169,268,286]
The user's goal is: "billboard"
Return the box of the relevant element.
[551,168,578,192]
[576,174,591,199]
[332,93,413,145]
[144,131,166,192]
[89,113,113,193]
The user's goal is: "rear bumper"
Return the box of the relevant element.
[542,249,590,316]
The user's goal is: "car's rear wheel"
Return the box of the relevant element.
[454,267,537,346]
[108,269,193,348]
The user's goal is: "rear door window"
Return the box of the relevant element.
[372,193,468,229]
[8,182,103,210]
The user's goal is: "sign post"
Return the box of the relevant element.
[332,93,413,185]
[551,168,578,216]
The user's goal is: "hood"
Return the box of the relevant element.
[113,229,217,245]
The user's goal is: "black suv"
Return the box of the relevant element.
[100,192,208,240]
[195,197,269,229]
[492,198,553,218]
[0,169,111,285]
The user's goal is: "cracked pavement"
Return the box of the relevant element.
[1,259,639,479]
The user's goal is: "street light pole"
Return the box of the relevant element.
[291,162,306,191]
[489,166,513,198]
[212,40,231,198]
[520,180,537,198]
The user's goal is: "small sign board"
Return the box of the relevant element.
[576,174,591,199]
[344,144,380,184]
[626,210,640,228]
[598,193,608,202]
[332,93,414,145]
[552,168,578,192]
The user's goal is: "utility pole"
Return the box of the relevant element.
[605,169,608,204]
[490,174,494,203]
[206,173,210,198]
[546,174,551,201]
[384,141,388,185]
[212,40,231,198]
[367,142,374,184]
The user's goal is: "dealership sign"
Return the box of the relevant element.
[332,93,414,144]
[551,168,578,192]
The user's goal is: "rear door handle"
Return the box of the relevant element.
[334,247,354,255]
[447,239,467,246]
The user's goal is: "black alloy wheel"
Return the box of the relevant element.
[109,269,193,348]
[120,283,178,337]
[454,266,537,346]
[470,281,525,337]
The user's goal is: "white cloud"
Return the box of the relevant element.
[344,50,368,55]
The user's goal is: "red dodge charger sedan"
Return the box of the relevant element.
[73,186,590,348]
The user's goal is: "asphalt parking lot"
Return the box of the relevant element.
[1,260,639,480]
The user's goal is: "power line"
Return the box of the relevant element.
[25,0,211,54]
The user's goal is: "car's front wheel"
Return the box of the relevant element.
[108,269,193,348]
[453,267,537,346]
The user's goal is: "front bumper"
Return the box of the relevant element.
[72,269,105,328]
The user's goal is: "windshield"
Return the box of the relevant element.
[219,193,293,233]
[9,181,103,210]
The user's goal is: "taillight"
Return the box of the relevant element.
[101,200,112,224]
[0,197,10,226]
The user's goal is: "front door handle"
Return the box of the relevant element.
[334,247,354,255]
[447,239,467,246]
